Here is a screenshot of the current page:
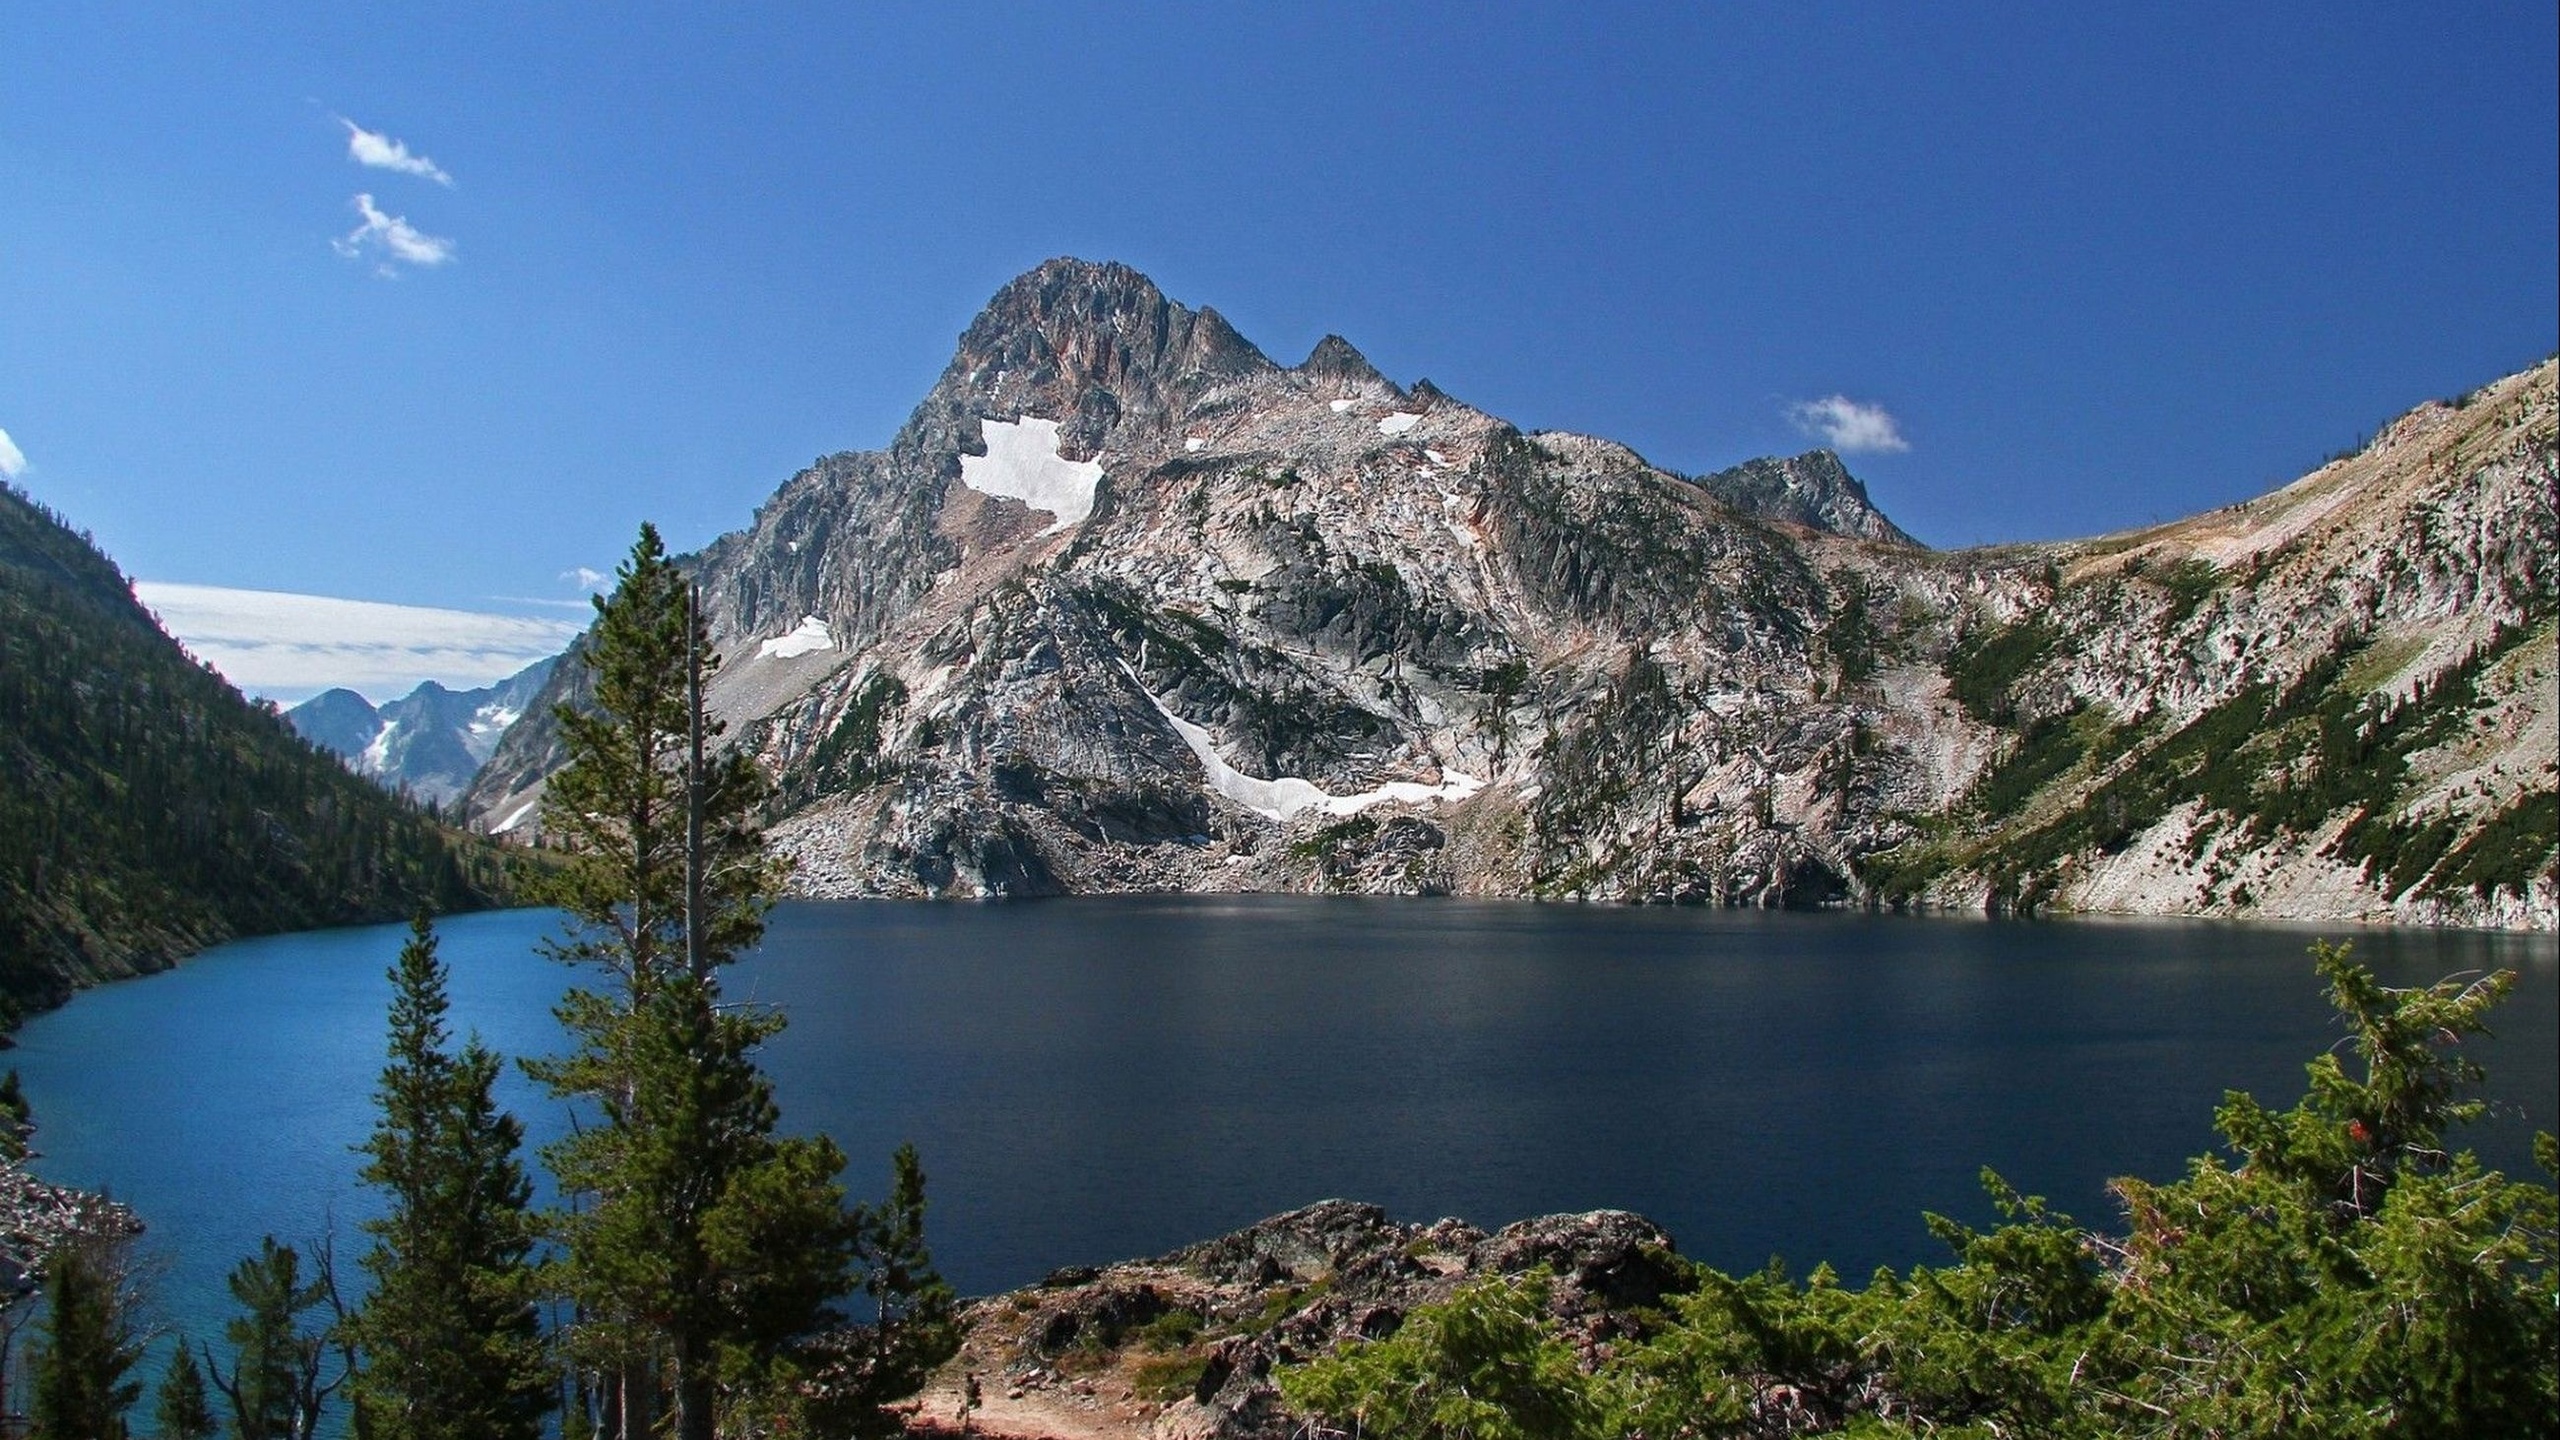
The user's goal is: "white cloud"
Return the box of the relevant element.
[1786,395,1910,454]
[333,193,455,273]
[561,566,608,592]
[0,427,24,480]
[340,118,453,186]
[134,582,578,705]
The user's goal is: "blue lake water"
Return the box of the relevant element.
[12,898,2555,1352]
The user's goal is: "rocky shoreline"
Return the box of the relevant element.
[904,1200,1687,1440]
[0,1155,143,1298]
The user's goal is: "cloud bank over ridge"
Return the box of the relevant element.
[134,582,575,704]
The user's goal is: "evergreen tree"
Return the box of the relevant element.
[205,1239,340,1440]
[530,525,865,1440]
[27,1235,145,1440]
[0,1068,32,1161]
[154,1346,218,1440]
[786,1145,963,1439]
[346,914,550,1440]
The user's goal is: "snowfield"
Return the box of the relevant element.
[758,616,834,659]
[1131,667,1482,821]
[960,416,1104,531]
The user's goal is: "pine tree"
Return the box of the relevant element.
[205,1239,340,1440]
[789,1145,961,1439]
[154,1346,218,1440]
[27,1235,145,1440]
[347,915,551,1440]
[530,525,862,1440]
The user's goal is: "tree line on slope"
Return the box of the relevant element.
[6,526,959,1438]
[0,481,523,1020]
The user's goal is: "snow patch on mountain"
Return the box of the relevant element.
[758,616,834,659]
[360,724,397,776]
[1132,667,1482,821]
[1378,412,1421,436]
[960,416,1103,531]
[287,655,555,807]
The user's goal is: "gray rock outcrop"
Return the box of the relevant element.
[906,1201,1689,1440]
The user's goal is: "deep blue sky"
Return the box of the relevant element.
[6,3,2554,633]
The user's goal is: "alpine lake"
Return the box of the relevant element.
[12,898,2555,1352]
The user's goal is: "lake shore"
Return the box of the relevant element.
[0,1154,140,1296]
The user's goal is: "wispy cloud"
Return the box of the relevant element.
[333,193,455,274]
[1787,395,1910,454]
[0,427,25,481]
[134,582,577,704]
[339,117,453,186]
[491,567,613,612]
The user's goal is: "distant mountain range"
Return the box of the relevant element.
[288,658,555,808]
[0,482,516,1016]
[451,259,2553,928]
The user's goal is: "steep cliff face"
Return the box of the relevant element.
[465,261,2556,928]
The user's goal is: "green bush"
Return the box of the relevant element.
[2154,556,2221,627]
[1132,1350,1211,1403]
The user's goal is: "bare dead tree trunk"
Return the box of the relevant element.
[685,581,709,986]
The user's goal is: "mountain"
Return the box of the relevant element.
[0,482,519,1017]
[1697,449,1919,547]
[288,657,556,807]
[465,260,2556,929]
[287,686,383,760]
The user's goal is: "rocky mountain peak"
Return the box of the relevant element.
[1697,448,1919,547]
[942,260,1275,434]
[1297,333,1392,391]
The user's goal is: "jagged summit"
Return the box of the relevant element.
[943,259,1274,429]
[1698,449,1919,547]
[1297,333,1392,390]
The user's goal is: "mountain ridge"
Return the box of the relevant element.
[288,657,556,807]
[463,260,2556,929]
